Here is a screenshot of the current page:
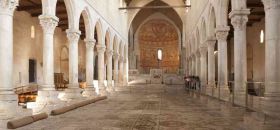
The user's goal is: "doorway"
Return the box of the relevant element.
[29,59,36,83]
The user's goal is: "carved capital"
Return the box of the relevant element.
[96,45,106,54]
[0,0,18,16]
[39,15,59,34]
[106,49,114,57]
[66,29,81,43]
[84,39,96,49]
[205,37,216,48]
[113,52,120,60]
[262,0,280,10]
[199,46,207,56]
[215,26,230,41]
[119,56,124,62]
[229,9,250,30]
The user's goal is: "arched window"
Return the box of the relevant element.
[260,30,264,44]
[31,25,35,39]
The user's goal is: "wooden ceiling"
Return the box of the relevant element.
[228,0,264,40]
[17,0,86,39]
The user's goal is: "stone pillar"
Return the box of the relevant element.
[0,0,19,120]
[262,0,280,118]
[113,53,119,86]
[200,46,207,93]
[216,26,230,101]
[34,15,63,113]
[63,29,82,100]
[195,52,200,77]
[207,38,216,96]
[82,39,97,97]
[106,49,114,92]
[96,45,107,95]
[39,15,58,90]
[192,55,196,75]
[230,9,250,106]
[119,56,124,85]
[123,58,129,86]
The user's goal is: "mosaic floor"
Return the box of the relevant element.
[19,85,251,130]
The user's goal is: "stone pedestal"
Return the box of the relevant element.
[61,86,82,101]
[82,87,97,98]
[33,90,66,114]
[150,69,163,84]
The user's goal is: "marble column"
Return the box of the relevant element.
[106,49,114,92]
[192,55,196,75]
[216,26,230,101]
[119,56,124,86]
[63,29,82,100]
[39,15,58,90]
[195,52,200,77]
[200,46,207,93]
[82,39,97,97]
[230,9,250,106]
[262,0,280,118]
[113,52,119,86]
[123,58,129,86]
[34,15,63,113]
[207,38,216,96]
[0,0,19,120]
[96,45,107,95]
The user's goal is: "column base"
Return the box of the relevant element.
[233,91,246,107]
[219,87,230,101]
[33,90,66,114]
[61,84,83,101]
[82,86,97,98]
[106,85,115,93]
[98,83,109,96]
[213,87,219,98]
[244,112,280,130]
[261,93,280,119]
[206,86,213,96]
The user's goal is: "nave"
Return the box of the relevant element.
[19,85,250,130]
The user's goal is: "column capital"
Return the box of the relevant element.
[119,56,124,62]
[199,46,207,56]
[262,0,280,10]
[229,9,250,30]
[206,37,216,48]
[106,49,114,57]
[84,39,96,49]
[215,26,230,41]
[195,50,201,57]
[39,15,59,34]
[66,29,81,43]
[96,45,106,54]
[0,0,18,16]
[113,52,120,60]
